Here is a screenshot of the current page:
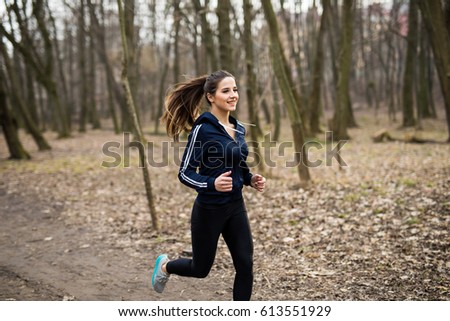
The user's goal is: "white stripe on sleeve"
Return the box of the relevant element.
[179,124,207,188]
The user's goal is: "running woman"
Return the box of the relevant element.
[152,70,266,301]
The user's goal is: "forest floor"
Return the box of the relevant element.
[0,110,449,301]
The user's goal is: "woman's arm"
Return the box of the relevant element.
[178,125,216,191]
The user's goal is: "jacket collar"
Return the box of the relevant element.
[194,111,239,130]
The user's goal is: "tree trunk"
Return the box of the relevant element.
[0,38,51,151]
[243,0,264,174]
[0,67,31,160]
[331,0,354,140]
[216,0,234,74]
[258,83,272,125]
[261,0,311,183]
[309,0,330,135]
[192,0,218,72]
[418,0,450,141]
[1,1,71,138]
[191,11,201,75]
[48,2,71,131]
[24,62,40,128]
[124,0,141,133]
[117,0,159,231]
[444,0,450,41]
[384,3,398,122]
[358,0,369,108]
[78,0,88,132]
[36,83,46,132]
[326,1,339,108]
[33,0,70,138]
[426,43,437,119]
[154,41,171,134]
[65,18,75,129]
[402,0,418,128]
[88,0,120,133]
[173,0,181,82]
[271,77,281,142]
[11,49,26,129]
[417,25,432,119]
[88,20,101,130]
[280,0,309,130]
[347,92,358,128]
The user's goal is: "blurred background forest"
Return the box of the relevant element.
[0,0,449,301]
[1,0,449,153]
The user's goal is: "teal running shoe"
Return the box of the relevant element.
[152,254,170,293]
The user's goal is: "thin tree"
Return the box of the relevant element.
[23,56,40,128]
[309,0,330,135]
[88,15,101,130]
[444,0,450,38]
[78,0,89,132]
[243,0,264,174]
[278,0,309,136]
[271,76,281,142]
[86,0,120,133]
[331,0,354,140]
[117,0,159,230]
[417,24,434,120]
[154,41,171,134]
[418,0,450,142]
[261,0,311,183]
[47,2,71,131]
[280,0,308,128]
[0,65,31,160]
[401,0,418,128]
[64,17,75,129]
[1,1,71,138]
[124,0,140,132]
[0,35,51,151]
[192,0,218,72]
[216,0,234,74]
[172,0,182,82]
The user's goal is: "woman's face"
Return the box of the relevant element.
[208,77,239,113]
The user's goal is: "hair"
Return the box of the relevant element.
[161,70,235,140]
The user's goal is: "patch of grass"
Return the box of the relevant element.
[0,157,99,174]
[373,185,387,196]
[344,193,360,203]
[426,181,435,188]
[360,182,386,196]
[360,182,371,190]
[406,217,420,225]
[100,154,141,169]
[0,160,27,174]
[337,213,348,219]
[373,208,384,214]
[398,178,417,188]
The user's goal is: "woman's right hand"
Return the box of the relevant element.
[214,171,233,192]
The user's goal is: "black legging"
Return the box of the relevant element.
[166,197,253,301]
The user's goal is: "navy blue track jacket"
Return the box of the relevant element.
[178,112,253,205]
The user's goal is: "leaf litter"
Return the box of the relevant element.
[0,115,448,300]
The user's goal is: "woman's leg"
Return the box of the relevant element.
[222,200,254,301]
[166,201,224,278]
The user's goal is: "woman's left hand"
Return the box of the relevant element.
[251,174,266,192]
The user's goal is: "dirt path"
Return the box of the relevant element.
[0,184,229,301]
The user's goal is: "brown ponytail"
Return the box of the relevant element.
[161,70,235,140]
